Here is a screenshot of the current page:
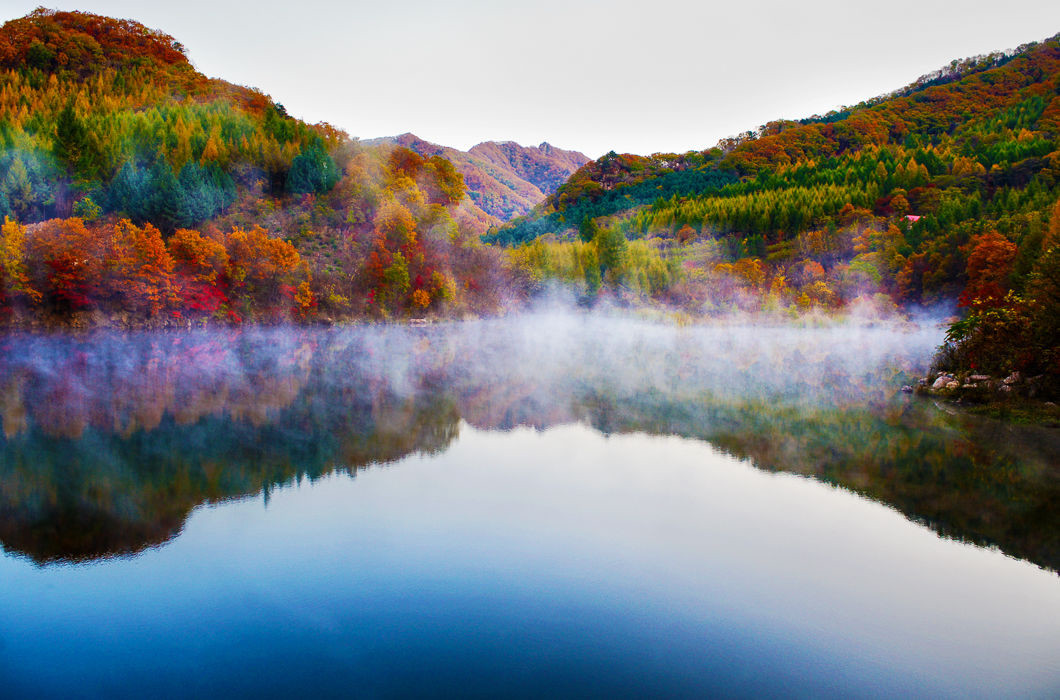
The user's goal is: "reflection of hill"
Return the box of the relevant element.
[0,388,462,563]
[572,392,1060,572]
[0,322,1056,571]
[0,329,464,563]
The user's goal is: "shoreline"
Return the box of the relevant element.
[910,369,1059,425]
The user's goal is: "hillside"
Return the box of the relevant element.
[492,33,1060,392]
[365,133,588,233]
[0,9,513,324]
[497,36,1060,280]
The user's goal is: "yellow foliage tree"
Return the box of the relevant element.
[0,216,42,304]
[1045,197,1060,249]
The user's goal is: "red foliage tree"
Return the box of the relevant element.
[168,228,229,315]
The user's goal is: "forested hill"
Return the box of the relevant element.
[492,32,1060,310]
[496,34,1060,254]
[365,133,588,233]
[0,8,327,223]
[0,9,513,324]
[491,34,1060,391]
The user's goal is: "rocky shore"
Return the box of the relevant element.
[904,370,1057,406]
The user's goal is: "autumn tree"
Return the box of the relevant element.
[373,199,417,251]
[107,219,175,316]
[387,147,424,180]
[1045,197,1060,249]
[959,230,1018,307]
[24,217,108,311]
[168,227,229,315]
[423,155,464,206]
[378,251,411,310]
[0,217,41,307]
[225,225,303,314]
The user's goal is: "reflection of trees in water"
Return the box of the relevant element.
[1,373,29,437]
[0,323,1056,571]
[0,385,462,563]
[575,392,1060,573]
[0,330,464,563]
[0,332,317,439]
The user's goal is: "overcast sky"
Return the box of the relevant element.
[5,1,1060,157]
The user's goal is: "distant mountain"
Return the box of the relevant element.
[366,134,588,233]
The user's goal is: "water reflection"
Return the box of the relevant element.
[0,317,1057,570]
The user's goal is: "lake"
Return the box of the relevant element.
[0,315,1058,698]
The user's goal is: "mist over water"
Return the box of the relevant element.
[1,309,944,439]
[459,310,943,403]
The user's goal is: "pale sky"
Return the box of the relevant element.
[5,1,1060,157]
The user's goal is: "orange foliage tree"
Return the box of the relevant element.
[959,230,1018,307]
[107,219,175,316]
[225,225,305,316]
[23,217,109,311]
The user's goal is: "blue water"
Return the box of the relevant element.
[0,321,1058,698]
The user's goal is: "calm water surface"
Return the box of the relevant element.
[0,316,1057,698]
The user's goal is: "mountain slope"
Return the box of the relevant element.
[366,133,588,233]
[0,9,511,324]
[495,34,1060,391]
[494,33,1060,306]
[498,34,1060,248]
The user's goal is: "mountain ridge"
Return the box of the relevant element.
[365,133,588,233]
